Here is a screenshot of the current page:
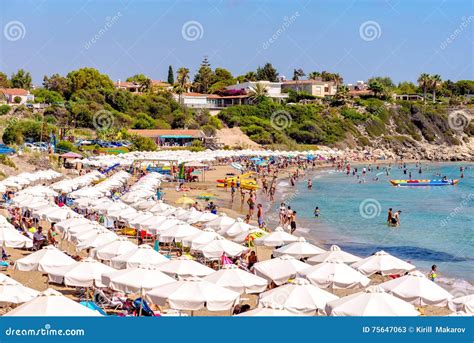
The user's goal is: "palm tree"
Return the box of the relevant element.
[417,73,431,102]
[308,71,321,80]
[139,78,152,92]
[335,85,349,104]
[430,74,442,103]
[248,82,268,104]
[292,69,305,92]
[332,73,343,87]
[244,71,257,81]
[176,67,190,103]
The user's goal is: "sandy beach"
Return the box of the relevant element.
[0,159,460,316]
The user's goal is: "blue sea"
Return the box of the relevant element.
[273,163,474,284]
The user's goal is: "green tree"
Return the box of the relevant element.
[193,57,215,93]
[0,72,11,88]
[167,65,174,84]
[334,85,349,104]
[368,76,394,89]
[308,71,321,80]
[430,74,442,103]
[396,81,417,94]
[0,105,10,115]
[244,71,257,81]
[292,68,305,81]
[368,80,384,98]
[67,68,114,94]
[11,69,32,89]
[43,74,70,96]
[256,63,279,82]
[175,67,190,103]
[130,135,157,151]
[417,73,431,102]
[248,83,268,104]
[31,89,64,103]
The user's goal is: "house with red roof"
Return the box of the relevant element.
[0,88,34,105]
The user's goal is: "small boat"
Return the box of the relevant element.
[390,179,459,187]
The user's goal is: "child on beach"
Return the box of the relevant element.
[428,265,438,282]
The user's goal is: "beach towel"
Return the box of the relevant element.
[221,254,233,265]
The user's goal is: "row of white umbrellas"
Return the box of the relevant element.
[74,148,340,169]
[0,169,62,192]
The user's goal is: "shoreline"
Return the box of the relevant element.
[264,163,474,287]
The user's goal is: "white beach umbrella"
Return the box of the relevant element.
[157,256,214,278]
[65,222,103,241]
[273,237,326,259]
[0,226,32,248]
[258,278,338,315]
[137,215,167,231]
[448,294,474,314]
[191,211,218,224]
[307,245,361,265]
[299,260,370,289]
[236,304,309,316]
[254,227,298,247]
[76,229,118,251]
[252,255,311,286]
[0,280,39,305]
[219,218,253,238]
[146,276,240,312]
[181,228,223,249]
[352,250,416,276]
[110,244,168,269]
[203,264,268,294]
[379,270,453,306]
[325,285,420,316]
[3,288,102,317]
[103,265,176,293]
[55,217,92,233]
[205,213,235,230]
[152,218,183,234]
[159,223,200,243]
[127,212,155,228]
[14,246,76,273]
[48,257,116,287]
[148,201,173,214]
[0,273,20,285]
[197,236,248,259]
[92,237,137,261]
[43,207,80,223]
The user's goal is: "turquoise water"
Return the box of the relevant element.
[275,163,474,282]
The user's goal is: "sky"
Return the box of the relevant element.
[0,0,473,85]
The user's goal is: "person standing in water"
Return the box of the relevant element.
[290,211,297,234]
[387,208,393,224]
[307,179,312,189]
[314,206,320,217]
[428,265,438,282]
